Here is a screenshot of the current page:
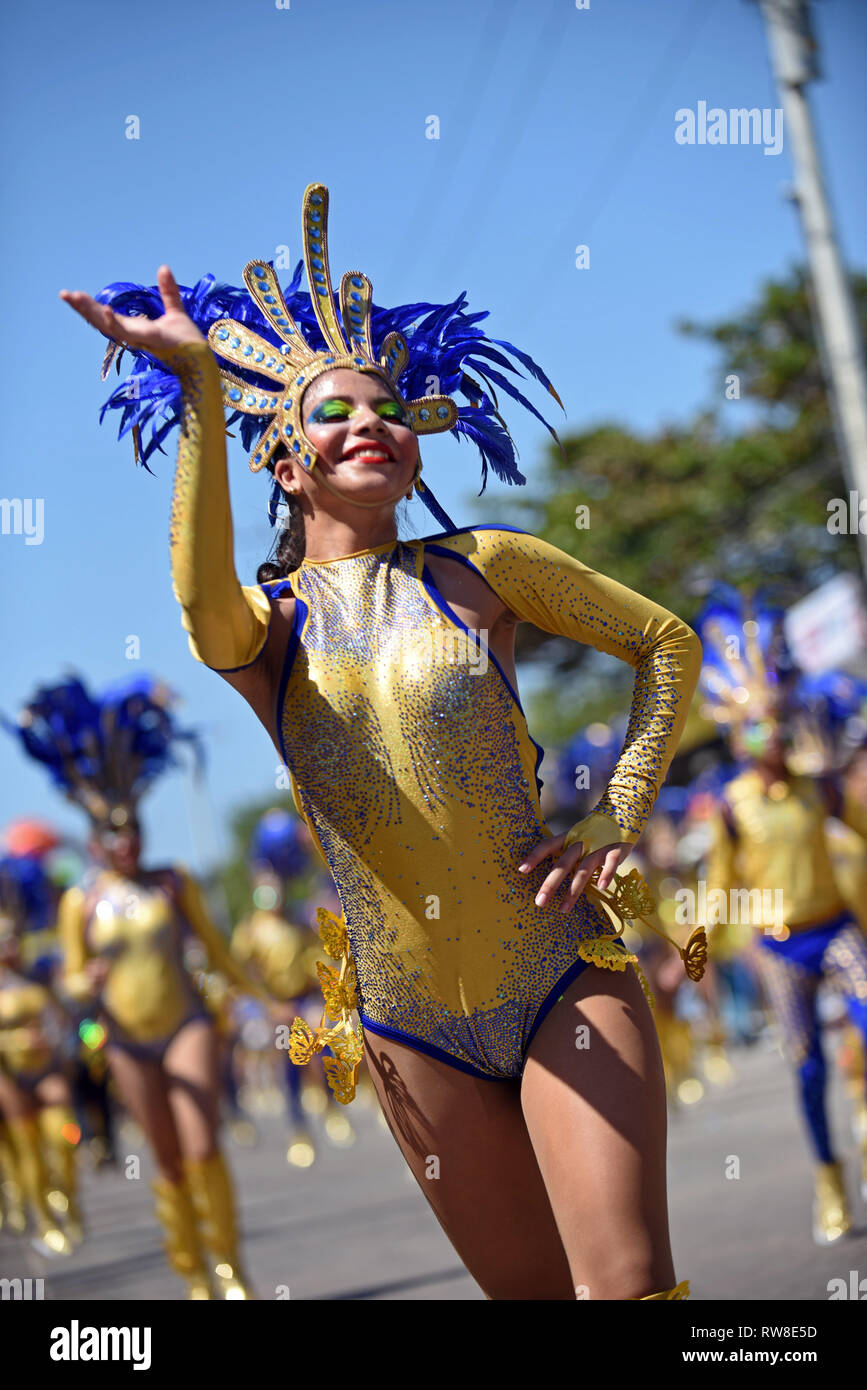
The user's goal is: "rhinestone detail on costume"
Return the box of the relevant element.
[277,539,619,1078]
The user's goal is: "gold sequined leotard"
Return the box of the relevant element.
[705,769,867,932]
[231,909,317,1001]
[59,866,266,1059]
[0,969,62,1087]
[159,340,702,1079]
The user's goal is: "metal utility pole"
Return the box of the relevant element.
[759,0,867,576]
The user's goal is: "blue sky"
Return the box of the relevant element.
[1,0,865,872]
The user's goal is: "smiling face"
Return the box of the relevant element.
[272,367,419,512]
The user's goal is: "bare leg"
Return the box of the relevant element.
[363,1031,574,1299]
[33,1072,73,1109]
[106,1046,184,1181]
[164,1019,252,1298]
[0,1069,35,1121]
[162,1018,220,1160]
[521,962,674,1299]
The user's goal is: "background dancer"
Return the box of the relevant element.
[8,673,271,1297]
[697,591,867,1246]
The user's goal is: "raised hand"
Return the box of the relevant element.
[59,264,206,358]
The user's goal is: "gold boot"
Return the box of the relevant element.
[637,1280,690,1300]
[813,1161,852,1245]
[7,1116,72,1256]
[184,1151,254,1300]
[38,1105,83,1244]
[152,1175,212,1300]
[0,1120,27,1234]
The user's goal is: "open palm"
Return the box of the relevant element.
[60,264,206,357]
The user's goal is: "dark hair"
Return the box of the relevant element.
[257,447,306,584]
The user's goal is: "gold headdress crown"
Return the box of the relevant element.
[208,183,459,478]
[700,617,776,726]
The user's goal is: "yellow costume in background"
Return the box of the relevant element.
[705,768,867,1242]
[58,866,267,1057]
[0,968,78,1253]
[231,909,318,1003]
[57,866,270,1296]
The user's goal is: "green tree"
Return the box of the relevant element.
[483,265,866,745]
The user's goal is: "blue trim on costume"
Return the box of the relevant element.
[274,597,308,772]
[359,1013,513,1081]
[361,941,626,1082]
[522,940,630,1060]
[523,955,595,1058]
[419,522,530,546]
[262,577,296,599]
[757,910,853,969]
[422,545,546,799]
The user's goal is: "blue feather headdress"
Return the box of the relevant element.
[94,182,564,531]
[693,585,796,728]
[0,854,54,936]
[5,674,201,829]
[694,586,867,772]
[248,807,310,884]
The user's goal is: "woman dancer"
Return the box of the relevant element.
[697,593,867,1244]
[61,182,702,1301]
[0,852,79,1255]
[231,807,332,1164]
[10,674,269,1297]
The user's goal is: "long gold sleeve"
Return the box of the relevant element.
[57,886,94,1003]
[152,340,272,671]
[433,527,702,853]
[173,868,271,1003]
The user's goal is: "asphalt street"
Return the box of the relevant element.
[3,1041,866,1302]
